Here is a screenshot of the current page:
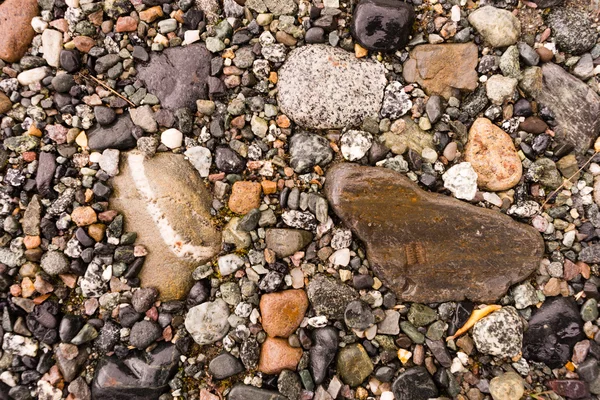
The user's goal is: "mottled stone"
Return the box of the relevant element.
[307,274,359,320]
[325,164,544,303]
[0,0,39,63]
[468,6,521,48]
[265,228,313,258]
[472,307,523,357]
[87,114,137,151]
[547,7,596,55]
[260,290,308,338]
[403,43,479,99]
[336,344,373,387]
[392,367,438,400]
[228,385,286,400]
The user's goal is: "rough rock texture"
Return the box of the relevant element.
[534,63,600,156]
[265,228,313,257]
[307,274,359,319]
[464,118,522,191]
[0,0,39,63]
[468,6,521,48]
[472,307,523,357]
[110,151,221,300]
[277,45,387,129]
[137,43,211,111]
[382,116,433,155]
[228,385,286,400]
[260,290,308,338]
[403,43,479,99]
[185,299,230,345]
[325,164,544,303]
[546,7,596,55]
[392,367,439,400]
[87,114,137,151]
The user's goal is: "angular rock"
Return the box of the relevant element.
[266,228,313,257]
[277,44,387,129]
[0,0,39,63]
[392,367,438,400]
[403,43,479,99]
[324,164,544,303]
[185,299,230,345]
[137,43,211,111]
[533,63,600,156]
[260,289,308,338]
[309,327,339,385]
[110,151,221,300]
[472,307,523,357]
[464,118,522,191]
[468,6,521,48]
[228,385,286,400]
[307,274,359,320]
[289,133,333,173]
[351,0,415,52]
[88,114,137,151]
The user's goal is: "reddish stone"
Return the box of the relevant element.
[71,206,98,226]
[258,337,302,374]
[547,380,590,399]
[260,289,308,338]
[229,181,262,215]
[73,36,96,53]
[115,16,138,33]
[0,0,39,63]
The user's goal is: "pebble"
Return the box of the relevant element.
[341,130,373,162]
[229,181,262,215]
[258,337,302,374]
[185,299,231,345]
[489,372,524,400]
[473,307,522,357]
[218,254,245,276]
[160,128,183,149]
[442,162,479,200]
[468,6,521,48]
[209,353,244,379]
[336,344,374,387]
[260,289,308,338]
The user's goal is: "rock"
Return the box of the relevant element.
[185,299,230,345]
[533,63,600,156]
[0,0,38,63]
[512,282,538,309]
[325,164,544,303]
[263,0,296,15]
[531,0,563,6]
[218,254,244,276]
[99,149,120,176]
[546,8,596,55]
[336,344,373,387]
[532,157,562,189]
[137,43,211,111]
[227,385,286,400]
[184,146,212,177]
[489,372,525,400]
[468,6,521,48]
[260,289,308,338]
[160,128,183,149]
[41,250,70,275]
[88,115,137,151]
[523,297,584,368]
[392,367,438,400]
[229,181,262,215]
[94,106,116,126]
[499,46,521,78]
[442,162,478,200]
[17,67,51,86]
[486,75,518,105]
[23,195,42,236]
[278,44,387,129]
[214,147,246,174]
[351,0,415,52]
[344,300,375,330]
[209,353,244,379]
[289,133,333,173]
[382,116,433,155]
[2,333,38,357]
[472,307,522,357]
[403,43,479,99]
[408,304,437,327]
[110,152,221,300]
[132,288,158,313]
[92,344,179,400]
[266,229,313,257]
[547,380,591,399]
[258,337,302,374]
[130,106,158,133]
[340,130,372,161]
[129,320,162,349]
[464,118,522,191]
[307,274,359,320]
[380,82,412,119]
[309,327,339,385]
[0,91,11,114]
[42,29,63,68]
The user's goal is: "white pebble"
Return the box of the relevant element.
[451,5,461,21]
[218,254,245,276]
[161,128,183,149]
[421,147,438,163]
[31,17,48,33]
[442,162,478,201]
[290,268,304,288]
[42,29,63,68]
[381,392,394,400]
[183,30,200,45]
[329,248,351,266]
[17,67,51,86]
[308,316,328,327]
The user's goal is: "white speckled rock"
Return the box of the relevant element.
[185,299,231,345]
[489,372,524,400]
[442,162,478,201]
[380,82,412,120]
[185,146,212,177]
[218,254,245,276]
[341,130,373,161]
[2,333,38,357]
[472,307,523,357]
[486,75,518,105]
[99,149,120,176]
[277,45,387,129]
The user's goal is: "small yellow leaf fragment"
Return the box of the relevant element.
[446,304,502,341]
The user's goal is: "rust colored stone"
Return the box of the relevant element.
[228,181,262,215]
[325,164,544,303]
[258,337,302,374]
[0,91,12,114]
[0,0,39,63]
[71,206,98,226]
[260,289,308,338]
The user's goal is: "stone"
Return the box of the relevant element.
[486,75,518,105]
[340,130,372,161]
[110,151,221,300]
[289,133,333,173]
[336,344,373,387]
[408,304,437,327]
[137,43,211,111]
[464,118,522,191]
[468,6,521,48]
[472,307,522,357]
[263,0,296,15]
[278,45,387,129]
[380,82,412,119]
[42,29,63,68]
[310,327,339,385]
[392,367,438,400]
[307,274,359,320]
[351,0,415,52]
[382,116,433,155]
[229,181,262,215]
[442,162,478,200]
[218,254,244,276]
[185,146,212,178]
[344,300,375,330]
[547,8,596,55]
[325,164,544,303]
[489,372,524,400]
[88,115,137,151]
[403,43,479,99]
[228,385,286,400]
[185,299,230,345]
[129,320,162,349]
[17,67,51,86]
[260,289,308,338]
[209,353,244,379]
[0,92,11,114]
[533,63,600,156]
[523,297,584,368]
[258,337,302,374]
[266,229,313,257]
[547,380,591,399]
[0,0,39,63]
[94,106,116,126]
[130,106,158,133]
[41,251,70,275]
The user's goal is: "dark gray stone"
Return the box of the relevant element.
[392,367,438,400]
[547,8,596,55]
[227,385,286,400]
[289,133,333,174]
[87,114,136,151]
[208,353,244,379]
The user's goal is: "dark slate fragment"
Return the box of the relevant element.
[87,114,136,151]
[309,327,339,385]
[227,384,286,400]
[36,152,57,197]
[392,367,439,400]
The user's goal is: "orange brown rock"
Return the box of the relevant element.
[71,206,98,227]
[260,290,308,338]
[0,0,39,63]
[258,337,302,374]
[228,181,262,215]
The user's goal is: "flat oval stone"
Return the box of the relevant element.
[464,118,522,191]
[110,151,221,300]
[324,164,544,303]
[260,289,308,338]
[277,44,387,129]
[0,0,39,63]
[468,6,521,48]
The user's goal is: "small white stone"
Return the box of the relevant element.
[308,315,328,327]
[31,17,49,33]
[421,147,438,163]
[323,0,340,7]
[381,392,394,400]
[17,67,51,86]
[42,29,63,68]
[99,149,120,176]
[185,146,212,177]
[251,115,268,138]
[0,370,18,387]
[482,192,503,207]
[290,268,304,288]
[451,5,461,21]
[2,333,38,357]
[89,152,102,163]
[442,162,478,200]
[161,128,183,149]
[450,357,467,373]
[184,30,201,45]
[365,324,377,340]
[329,248,350,266]
[563,230,576,247]
[218,254,245,276]
[341,130,373,161]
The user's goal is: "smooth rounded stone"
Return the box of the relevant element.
[209,353,244,379]
[403,43,479,100]
[229,181,261,215]
[41,250,70,275]
[92,344,180,400]
[305,27,326,43]
[52,74,76,93]
[214,146,246,174]
[341,130,373,161]
[532,63,600,156]
[464,118,522,191]
[260,289,308,338]
[344,300,375,330]
[185,299,230,345]
[442,162,478,201]
[129,320,162,349]
[486,75,518,105]
[519,116,548,134]
[523,297,584,368]
[227,385,286,400]
[60,49,81,72]
[336,344,373,387]
[325,164,544,303]
[547,380,591,399]
[392,367,438,400]
[17,67,51,86]
[132,288,158,313]
[137,43,211,111]
[309,327,339,385]
[87,114,137,151]
[408,304,437,327]
[0,0,39,63]
[489,372,524,400]
[277,44,387,129]
[94,106,117,126]
[110,152,221,300]
[0,91,11,114]
[351,0,414,52]
[581,298,599,322]
[547,8,596,55]
[472,307,522,357]
[289,133,333,173]
[517,42,539,66]
[258,337,302,374]
[265,228,313,258]
[468,6,520,48]
[42,29,63,67]
[307,274,359,320]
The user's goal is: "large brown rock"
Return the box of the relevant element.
[111,152,221,301]
[325,164,544,303]
[0,0,38,63]
[403,43,479,99]
[260,289,308,338]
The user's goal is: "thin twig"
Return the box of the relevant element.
[541,150,598,208]
[78,73,136,108]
